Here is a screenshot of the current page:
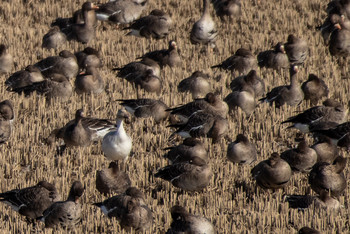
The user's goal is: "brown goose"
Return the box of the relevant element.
[190,0,218,47]
[75,66,104,94]
[133,69,162,94]
[94,187,153,232]
[114,58,160,80]
[75,47,102,69]
[5,65,44,90]
[212,0,241,21]
[227,134,257,164]
[0,100,14,144]
[42,26,67,49]
[311,135,338,163]
[211,48,257,75]
[137,40,181,68]
[39,181,84,229]
[154,156,212,191]
[308,156,346,196]
[118,98,169,123]
[0,181,60,220]
[96,161,131,195]
[0,44,13,74]
[284,34,309,65]
[259,65,303,108]
[163,138,208,164]
[166,205,215,234]
[301,74,329,105]
[329,22,350,57]
[257,42,289,70]
[285,190,341,210]
[178,71,211,99]
[224,83,256,115]
[298,227,321,234]
[280,140,317,173]
[251,152,292,190]
[229,70,265,97]
[125,9,173,39]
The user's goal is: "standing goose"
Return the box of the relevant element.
[39,181,84,229]
[257,42,290,70]
[42,26,67,49]
[166,205,215,234]
[0,100,14,144]
[118,98,169,123]
[154,156,213,191]
[229,70,265,97]
[301,74,329,105]
[75,47,102,69]
[284,34,309,65]
[251,152,292,190]
[190,0,218,48]
[0,181,60,220]
[102,109,132,162]
[178,71,211,99]
[5,65,44,91]
[259,65,304,108]
[0,44,13,74]
[212,0,241,21]
[227,134,257,165]
[75,66,105,94]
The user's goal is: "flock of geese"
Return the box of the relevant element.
[0,0,349,232]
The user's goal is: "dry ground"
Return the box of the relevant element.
[0,0,349,233]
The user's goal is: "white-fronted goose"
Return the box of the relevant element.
[125,9,173,39]
[285,190,341,210]
[167,92,228,123]
[5,65,44,90]
[154,156,212,191]
[96,161,131,195]
[0,100,14,144]
[301,74,329,105]
[317,14,346,45]
[114,58,160,80]
[163,138,208,164]
[137,40,181,68]
[0,44,13,74]
[42,26,67,49]
[94,187,152,232]
[70,2,99,44]
[257,42,289,70]
[75,66,104,94]
[298,227,321,234]
[311,135,338,163]
[75,47,102,69]
[212,0,241,21]
[51,8,84,34]
[280,140,317,173]
[308,156,346,196]
[102,109,132,162]
[227,134,257,164]
[230,70,265,98]
[34,50,79,80]
[133,69,162,94]
[190,0,218,47]
[211,48,257,75]
[40,181,84,228]
[282,99,347,133]
[284,34,309,65]
[259,65,303,108]
[329,22,350,57]
[118,98,169,123]
[310,121,350,149]
[251,152,292,190]
[96,0,148,25]
[178,71,211,99]
[224,83,256,115]
[0,181,60,220]
[166,205,215,234]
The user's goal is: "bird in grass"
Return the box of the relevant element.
[0,100,14,144]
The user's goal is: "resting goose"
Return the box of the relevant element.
[75,66,105,94]
[284,34,309,65]
[178,71,211,99]
[42,26,67,49]
[5,65,44,90]
[301,74,329,105]
[227,134,257,164]
[257,42,289,70]
[75,47,102,69]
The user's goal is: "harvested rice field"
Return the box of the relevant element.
[0,0,349,233]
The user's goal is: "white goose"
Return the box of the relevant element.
[102,109,132,162]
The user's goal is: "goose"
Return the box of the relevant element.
[284,34,309,65]
[42,26,67,49]
[309,156,347,197]
[39,181,84,229]
[133,69,162,94]
[301,74,329,105]
[311,135,338,163]
[229,70,265,97]
[0,181,60,220]
[102,109,132,162]
[282,99,347,133]
[34,50,79,80]
[329,22,350,57]
[280,140,317,173]
[163,138,208,164]
[251,152,292,190]
[75,47,102,69]
[51,8,84,33]
[124,9,173,39]
[94,187,153,232]
[118,98,169,123]
[0,100,14,144]
[298,227,321,234]
[166,205,215,234]
[211,48,257,75]
[0,44,13,74]
[310,121,350,149]
[285,190,341,210]
[137,40,181,68]
[224,83,256,115]
[75,66,105,94]
[212,0,241,21]
[257,42,289,70]
[259,65,304,108]
[227,134,257,164]
[114,58,160,80]
[178,71,211,99]
[96,0,148,25]
[154,156,212,191]
[96,161,132,195]
[5,65,44,90]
